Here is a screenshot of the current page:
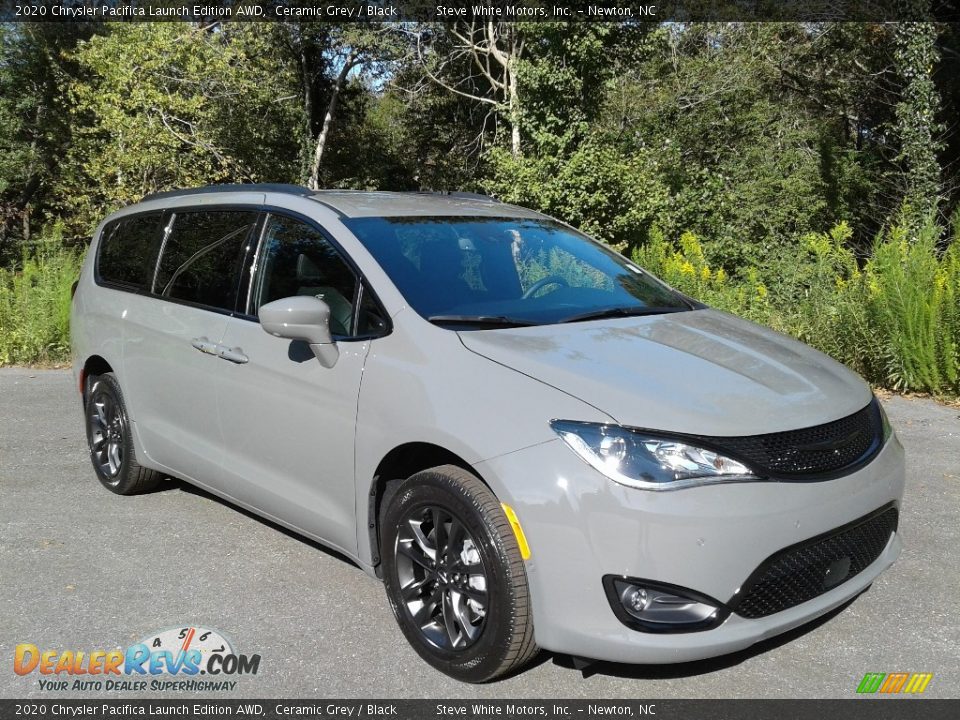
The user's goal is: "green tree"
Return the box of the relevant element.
[58,23,301,234]
[0,23,98,255]
[891,22,944,227]
[483,24,661,248]
[301,25,408,189]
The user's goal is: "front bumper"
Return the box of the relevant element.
[475,433,905,664]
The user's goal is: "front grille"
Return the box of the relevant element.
[733,506,898,619]
[691,398,884,477]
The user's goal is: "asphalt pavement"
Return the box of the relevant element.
[1,368,957,698]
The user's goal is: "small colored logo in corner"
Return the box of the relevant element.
[13,626,260,692]
[856,672,934,695]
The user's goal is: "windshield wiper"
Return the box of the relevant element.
[427,314,537,328]
[557,306,688,324]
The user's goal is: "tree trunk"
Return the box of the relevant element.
[301,44,313,183]
[307,53,356,191]
[22,206,31,244]
[508,62,521,159]
[506,27,522,159]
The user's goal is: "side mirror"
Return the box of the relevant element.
[259,296,339,368]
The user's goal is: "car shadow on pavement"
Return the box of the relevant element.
[165,476,368,574]
[549,593,863,680]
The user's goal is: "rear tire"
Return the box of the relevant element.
[84,373,163,495]
[381,465,538,682]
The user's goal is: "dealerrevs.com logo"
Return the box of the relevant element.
[14,626,260,692]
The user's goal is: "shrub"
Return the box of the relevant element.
[0,224,83,366]
[633,228,769,320]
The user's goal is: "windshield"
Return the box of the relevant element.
[345,217,693,327]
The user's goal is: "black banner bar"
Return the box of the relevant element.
[1,0,959,23]
[1,700,958,720]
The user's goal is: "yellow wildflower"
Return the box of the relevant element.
[935,270,947,293]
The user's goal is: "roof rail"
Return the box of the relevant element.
[141,183,314,203]
[411,190,500,202]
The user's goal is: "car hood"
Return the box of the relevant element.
[457,309,872,436]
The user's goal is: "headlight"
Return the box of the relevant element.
[550,420,763,490]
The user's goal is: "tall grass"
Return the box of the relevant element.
[0,224,83,366]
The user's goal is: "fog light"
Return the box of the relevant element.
[604,576,729,633]
[627,587,648,612]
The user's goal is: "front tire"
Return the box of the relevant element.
[381,465,538,682]
[84,373,163,495]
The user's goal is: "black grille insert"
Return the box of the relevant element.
[732,505,898,619]
[689,398,884,478]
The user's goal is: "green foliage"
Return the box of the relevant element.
[892,22,943,225]
[1,19,959,395]
[866,223,956,390]
[0,223,82,365]
[318,83,419,191]
[487,23,914,266]
[0,23,100,258]
[633,229,772,321]
[58,23,302,234]
[593,27,787,260]
[485,137,669,249]
[517,23,650,146]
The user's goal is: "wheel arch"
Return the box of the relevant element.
[80,355,114,399]
[366,442,493,577]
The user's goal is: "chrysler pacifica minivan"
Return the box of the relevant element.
[71,185,905,682]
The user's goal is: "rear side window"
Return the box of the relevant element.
[96,213,165,291]
[156,210,259,312]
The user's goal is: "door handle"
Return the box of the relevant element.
[216,345,249,364]
[191,337,218,355]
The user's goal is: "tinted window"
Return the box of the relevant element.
[96,213,165,290]
[254,215,358,336]
[156,210,258,311]
[356,284,389,337]
[345,217,690,324]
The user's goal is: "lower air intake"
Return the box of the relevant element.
[733,506,898,619]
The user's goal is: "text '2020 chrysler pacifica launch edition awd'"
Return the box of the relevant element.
[71,185,904,682]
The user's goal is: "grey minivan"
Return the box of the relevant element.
[71,185,905,682]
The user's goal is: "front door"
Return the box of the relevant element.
[214,213,370,556]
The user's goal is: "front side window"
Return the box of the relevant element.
[345,217,692,327]
[96,213,165,291]
[155,210,259,311]
[254,215,359,337]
